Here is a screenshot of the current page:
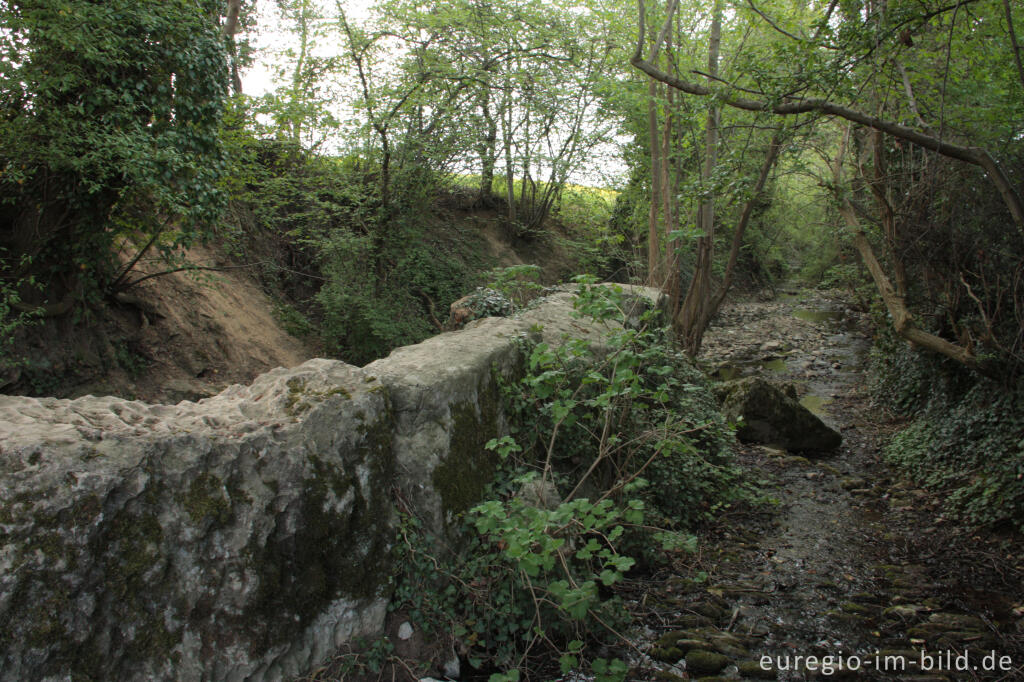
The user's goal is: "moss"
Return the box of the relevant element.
[650,646,684,662]
[94,503,181,672]
[242,408,395,657]
[181,472,230,526]
[431,379,502,517]
[684,650,730,675]
[738,660,776,679]
[840,601,873,615]
[0,492,109,679]
[654,630,687,648]
[285,377,352,416]
[10,487,177,679]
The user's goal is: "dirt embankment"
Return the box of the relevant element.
[5,208,586,403]
[7,245,314,403]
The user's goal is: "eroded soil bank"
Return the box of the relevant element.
[623,289,1024,681]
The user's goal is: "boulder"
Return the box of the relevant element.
[717,376,842,453]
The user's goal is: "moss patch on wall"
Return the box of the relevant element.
[242,407,395,657]
[431,376,502,517]
[181,472,230,526]
[285,377,352,416]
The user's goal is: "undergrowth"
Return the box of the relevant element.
[338,279,748,681]
[871,329,1024,531]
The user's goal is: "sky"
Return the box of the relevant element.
[240,0,372,97]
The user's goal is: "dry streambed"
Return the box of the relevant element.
[619,289,1024,681]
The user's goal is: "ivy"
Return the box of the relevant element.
[0,0,228,302]
[874,339,1024,530]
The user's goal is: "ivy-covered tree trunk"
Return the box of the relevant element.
[0,0,228,314]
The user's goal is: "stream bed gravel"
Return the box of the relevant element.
[618,288,1024,682]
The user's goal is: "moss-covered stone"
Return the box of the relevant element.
[431,379,502,517]
[655,630,689,649]
[182,472,230,525]
[685,649,730,675]
[243,408,395,658]
[928,612,986,630]
[650,646,684,662]
[738,659,776,678]
[690,601,727,621]
[1,358,396,679]
[285,376,352,416]
[672,613,714,628]
[841,601,875,615]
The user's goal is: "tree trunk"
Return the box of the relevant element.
[706,134,783,316]
[479,94,497,202]
[501,86,516,228]
[223,0,243,95]
[647,79,663,286]
[831,126,993,376]
[674,0,721,355]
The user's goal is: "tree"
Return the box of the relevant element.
[0,0,229,313]
[334,0,618,233]
[632,0,1024,370]
[630,0,787,354]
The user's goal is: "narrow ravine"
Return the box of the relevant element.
[623,288,1024,681]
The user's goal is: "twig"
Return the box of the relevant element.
[115,261,272,291]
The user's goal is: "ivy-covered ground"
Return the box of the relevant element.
[622,289,1024,681]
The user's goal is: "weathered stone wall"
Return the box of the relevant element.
[0,359,394,681]
[0,285,660,680]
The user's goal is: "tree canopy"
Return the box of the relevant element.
[0,0,229,312]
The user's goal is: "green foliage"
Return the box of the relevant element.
[387,280,744,680]
[0,0,228,301]
[316,216,486,363]
[873,341,1024,530]
[0,255,40,368]
[502,279,744,528]
[220,129,492,365]
[272,300,313,338]
[484,265,544,310]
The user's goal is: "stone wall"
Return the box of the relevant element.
[0,285,660,680]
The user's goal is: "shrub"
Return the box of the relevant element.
[382,279,747,681]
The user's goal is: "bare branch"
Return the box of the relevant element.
[1004,0,1024,92]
